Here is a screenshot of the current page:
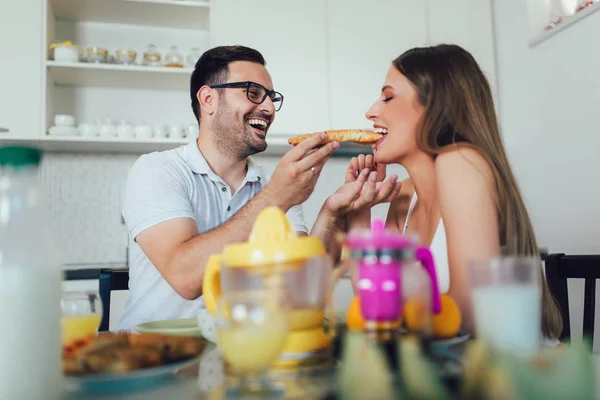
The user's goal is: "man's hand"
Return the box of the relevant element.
[262,133,339,211]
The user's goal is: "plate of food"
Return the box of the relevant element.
[63,332,206,393]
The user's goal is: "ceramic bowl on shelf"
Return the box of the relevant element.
[86,47,108,63]
[51,41,80,63]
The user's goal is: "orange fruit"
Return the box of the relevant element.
[404,294,462,339]
[346,296,403,331]
[346,296,366,330]
[403,298,428,332]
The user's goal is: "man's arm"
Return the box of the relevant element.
[136,191,284,300]
[309,207,346,262]
[135,134,338,300]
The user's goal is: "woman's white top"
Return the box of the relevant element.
[402,193,450,294]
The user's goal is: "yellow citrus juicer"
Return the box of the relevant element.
[203,206,337,369]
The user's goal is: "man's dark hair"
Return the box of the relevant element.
[189,45,266,123]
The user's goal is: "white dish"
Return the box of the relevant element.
[49,126,78,137]
[134,317,202,337]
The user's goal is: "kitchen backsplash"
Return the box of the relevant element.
[40,150,407,266]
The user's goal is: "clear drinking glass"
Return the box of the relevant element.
[468,256,541,356]
[60,291,103,347]
[215,289,290,399]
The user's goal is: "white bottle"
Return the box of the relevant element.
[0,146,63,399]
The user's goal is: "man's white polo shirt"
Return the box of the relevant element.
[118,141,307,330]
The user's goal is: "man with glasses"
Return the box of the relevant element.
[118,45,398,329]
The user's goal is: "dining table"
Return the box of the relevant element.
[64,342,338,400]
[63,340,600,400]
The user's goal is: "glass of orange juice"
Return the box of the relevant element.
[215,289,290,399]
[60,291,103,348]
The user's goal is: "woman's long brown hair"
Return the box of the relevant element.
[393,44,562,339]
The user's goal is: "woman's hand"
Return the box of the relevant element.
[345,154,386,184]
[338,154,397,231]
[324,167,401,217]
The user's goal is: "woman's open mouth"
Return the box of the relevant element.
[374,127,388,149]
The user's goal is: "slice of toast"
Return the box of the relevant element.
[288,129,382,146]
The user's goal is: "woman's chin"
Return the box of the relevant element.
[373,148,394,164]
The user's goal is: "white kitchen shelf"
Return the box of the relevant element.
[529,1,600,47]
[0,134,370,157]
[0,135,189,154]
[50,0,210,30]
[46,61,193,90]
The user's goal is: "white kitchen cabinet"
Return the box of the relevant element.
[210,0,331,139]
[326,0,428,130]
[1,0,210,153]
[0,0,44,138]
[427,0,498,101]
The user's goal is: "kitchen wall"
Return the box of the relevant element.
[493,0,600,348]
[494,0,600,255]
[42,151,407,266]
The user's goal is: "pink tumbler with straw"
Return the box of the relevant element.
[345,219,441,328]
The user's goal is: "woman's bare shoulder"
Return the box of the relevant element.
[435,145,495,185]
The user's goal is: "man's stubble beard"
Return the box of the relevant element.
[212,103,267,161]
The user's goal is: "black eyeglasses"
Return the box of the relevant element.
[209,81,284,111]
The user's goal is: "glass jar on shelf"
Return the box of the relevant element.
[165,45,185,68]
[186,47,203,67]
[143,44,162,67]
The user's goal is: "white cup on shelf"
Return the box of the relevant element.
[117,120,135,139]
[98,122,116,138]
[135,124,153,139]
[186,122,199,140]
[153,124,167,138]
[54,114,75,127]
[167,123,183,139]
[78,123,98,137]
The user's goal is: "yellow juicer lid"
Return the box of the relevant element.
[222,206,325,268]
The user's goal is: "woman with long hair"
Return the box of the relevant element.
[346,44,562,339]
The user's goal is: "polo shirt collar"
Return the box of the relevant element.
[183,141,264,183]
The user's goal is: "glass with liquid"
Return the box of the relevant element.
[215,289,290,398]
[61,291,102,348]
[0,146,63,400]
[469,256,541,356]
